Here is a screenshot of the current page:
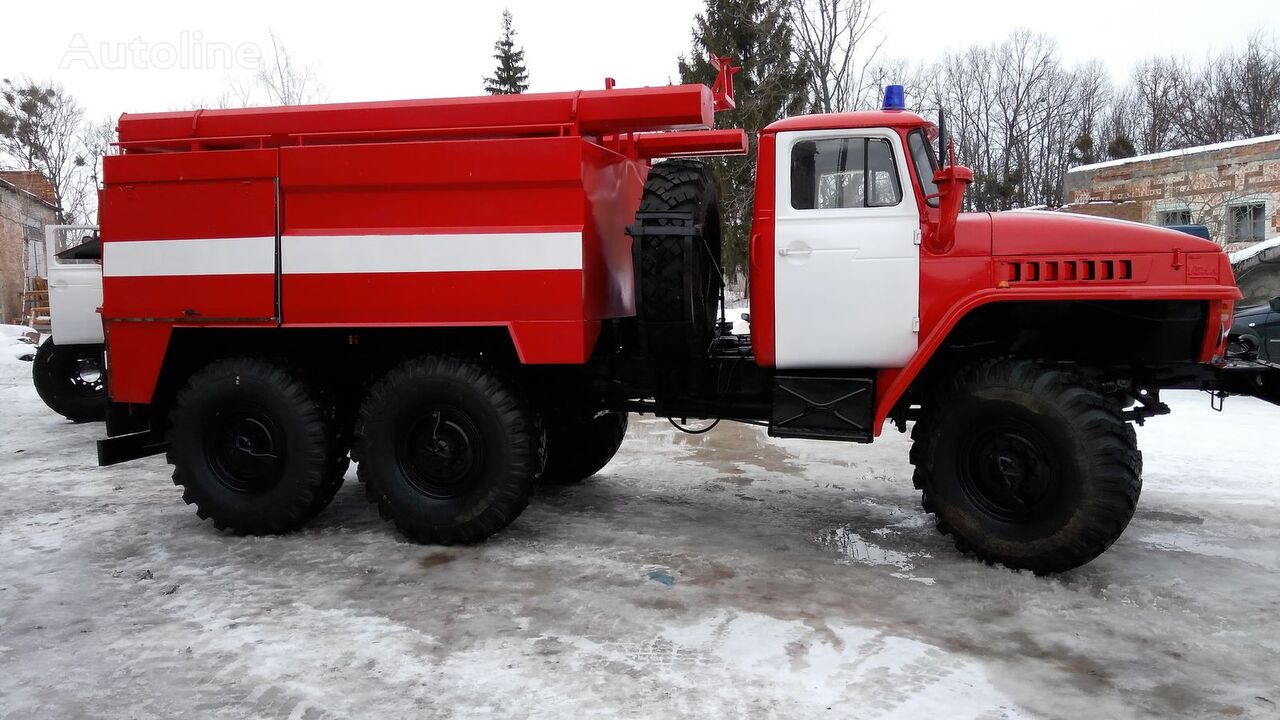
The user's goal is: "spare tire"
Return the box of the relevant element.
[633,159,723,360]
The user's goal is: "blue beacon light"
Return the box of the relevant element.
[882,84,906,111]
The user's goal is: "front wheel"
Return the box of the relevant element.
[909,358,1142,574]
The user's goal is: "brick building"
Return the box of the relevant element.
[1063,134,1280,252]
[0,170,60,325]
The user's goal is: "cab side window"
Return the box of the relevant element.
[791,137,902,210]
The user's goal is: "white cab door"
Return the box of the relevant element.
[773,129,919,369]
[46,225,105,345]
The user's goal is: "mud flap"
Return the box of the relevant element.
[769,374,875,442]
[98,432,168,466]
[98,401,167,466]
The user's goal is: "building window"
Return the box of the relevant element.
[1157,209,1192,226]
[1228,203,1266,243]
[23,223,45,278]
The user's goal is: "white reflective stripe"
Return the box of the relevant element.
[103,236,275,277]
[281,232,583,274]
[102,232,585,277]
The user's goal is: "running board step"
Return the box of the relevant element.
[769,374,874,442]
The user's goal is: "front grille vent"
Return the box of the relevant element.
[1004,258,1135,284]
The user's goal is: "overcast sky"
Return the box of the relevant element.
[1,0,1277,120]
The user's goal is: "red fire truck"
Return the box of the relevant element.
[95,62,1278,573]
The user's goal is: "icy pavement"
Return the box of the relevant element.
[0,355,1278,719]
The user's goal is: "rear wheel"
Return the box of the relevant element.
[167,357,344,534]
[541,411,628,485]
[356,356,544,544]
[32,339,106,422]
[909,358,1142,574]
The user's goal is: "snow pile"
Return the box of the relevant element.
[0,324,39,363]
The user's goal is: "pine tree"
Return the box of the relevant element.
[678,0,808,282]
[483,10,530,95]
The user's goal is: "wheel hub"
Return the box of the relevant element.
[960,424,1057,522]
[69,356,104,393]
[209,410,283,493]
[400,409,480,498]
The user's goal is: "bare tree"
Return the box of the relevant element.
[72,117,117,224]
[1232,31,1280,138]
[208,85,253,110]
[1099,85,1139,159]
[1121,33,1280,152]
[1173,50,1237,147]
[1128,56,1186,154]
[902,30,1108,210]
[789,0,884,112]
[861,56,933,110]
[229,30,325,107]
[0,78,88,221]
[1070,59,1112,164]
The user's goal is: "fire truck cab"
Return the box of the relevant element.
[93,71,1278,574]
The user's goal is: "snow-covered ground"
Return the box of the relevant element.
[1,352,1278,720]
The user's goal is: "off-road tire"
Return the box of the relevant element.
[909,358,1142,574]
[355,356,544,544]
[541,411,628,485]
[32,339,106,422]
[634,159,723,359]
[167,357,344,535]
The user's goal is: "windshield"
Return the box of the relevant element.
[908,130,940,207]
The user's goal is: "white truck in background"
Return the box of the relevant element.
[32,224,107,421]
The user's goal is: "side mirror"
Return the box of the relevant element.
[742,312,751,323]
[1270,297,1280,312]
[924,163,974,255]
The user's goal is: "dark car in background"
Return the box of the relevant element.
[1229,297,1280,361]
